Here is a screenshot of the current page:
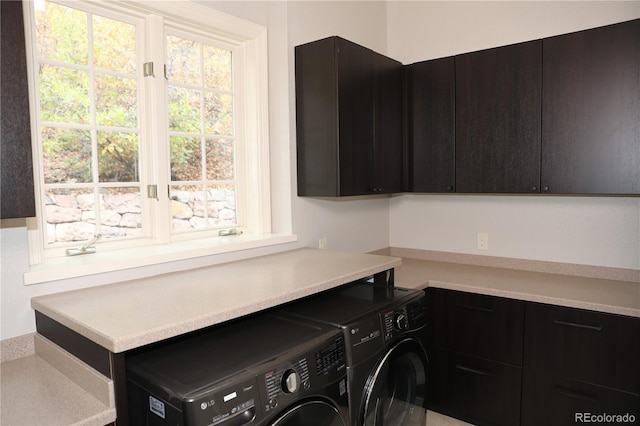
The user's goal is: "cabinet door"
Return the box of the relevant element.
[521,369,639,426]
[372,51,404,194]
[430,288,525,366]
[336,38,375,196]
[407,57,455,193]
[456,41,542,193]
[542,19,640,194]
[1,0,36,218]
[295,38,340,196]
[429,349,523,426]
[524,302,640,394]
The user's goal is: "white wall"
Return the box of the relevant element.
[387,1,640,269]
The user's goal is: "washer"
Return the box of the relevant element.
[279,282,428,426]
[126,313,349,426]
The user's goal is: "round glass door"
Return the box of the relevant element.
[362,338,427,426]
[270,400,346,426]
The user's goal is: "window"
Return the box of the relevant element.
[24,0,273,265]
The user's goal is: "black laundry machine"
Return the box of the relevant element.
[126,313,349,426]
[278,281,428,426]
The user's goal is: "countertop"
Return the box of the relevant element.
[1,334,116,426]
[394,257,640,318]
[31,248,401,353]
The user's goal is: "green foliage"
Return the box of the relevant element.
[35,0,234,187]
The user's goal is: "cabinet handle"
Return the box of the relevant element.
[457,303,494,314]
[553,386,599,403]
[553,319,602,332]
[446,186,454,192]
[530,186,538,192]
[455,364,492,376]
[542,186,550,192]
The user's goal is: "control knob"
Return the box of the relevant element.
[394,312,408,331]
[281,369,300,394]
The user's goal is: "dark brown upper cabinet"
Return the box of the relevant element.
[541,19,640,195]
[1,0,36,218]
[295,37,404,197]
[455,40,542,193]
[407,57,455,193]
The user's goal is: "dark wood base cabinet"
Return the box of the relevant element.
[429,349,522,426]
[426,288,640,426]
[521,369,639,426]
[426,288,525,425]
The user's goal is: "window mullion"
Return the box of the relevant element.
[146,14,171,244]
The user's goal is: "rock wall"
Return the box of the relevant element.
[44,189,236,243]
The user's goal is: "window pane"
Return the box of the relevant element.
[170,185,204,231]
[45,188,96,245]
[203,45,232,90]
[95,74,137,128]
[206,138,234,181]
[100,187,143,238]
[168,86,201,133]
[98,131,139,182]
[170,136,202,182]
[204,92,233,135]
[39,65,90,124]
[208,184,237,226]
[42,127,92,184]
[93,14,136,74]
[35,1,88,66]
[166,35,200,85]
[170,184,236,231]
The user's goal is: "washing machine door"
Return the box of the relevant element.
[270,400,346,426]
[362,338,427,426]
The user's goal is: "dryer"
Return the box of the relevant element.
[279,282,428,426]
[126,313,349,426]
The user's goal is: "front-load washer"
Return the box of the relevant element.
[126,313,349,426]
[278,282,428,426]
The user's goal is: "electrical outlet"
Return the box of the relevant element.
[319,237,328,249]
[477,232,489,250]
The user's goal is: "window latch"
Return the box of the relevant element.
[66,234,102,257]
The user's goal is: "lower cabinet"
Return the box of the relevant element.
[426,288,640,426]
[426,288,524,425]
[429,348,522,426]
[521,369,639,426]
[522,302,639,426]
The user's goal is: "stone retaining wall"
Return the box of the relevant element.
[45,189,236,243]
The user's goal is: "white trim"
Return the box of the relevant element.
[24,0,276,276]
[24,233,298,285]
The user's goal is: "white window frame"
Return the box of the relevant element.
[23,0,291,285]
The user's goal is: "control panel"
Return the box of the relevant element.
[383,295,427,341]
[316,335,345,376]
[258,333,346,422]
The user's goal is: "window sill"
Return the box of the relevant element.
[24,233,298,285]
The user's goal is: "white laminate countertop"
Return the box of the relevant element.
[394,258,640,318]
[31,248,401,353]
